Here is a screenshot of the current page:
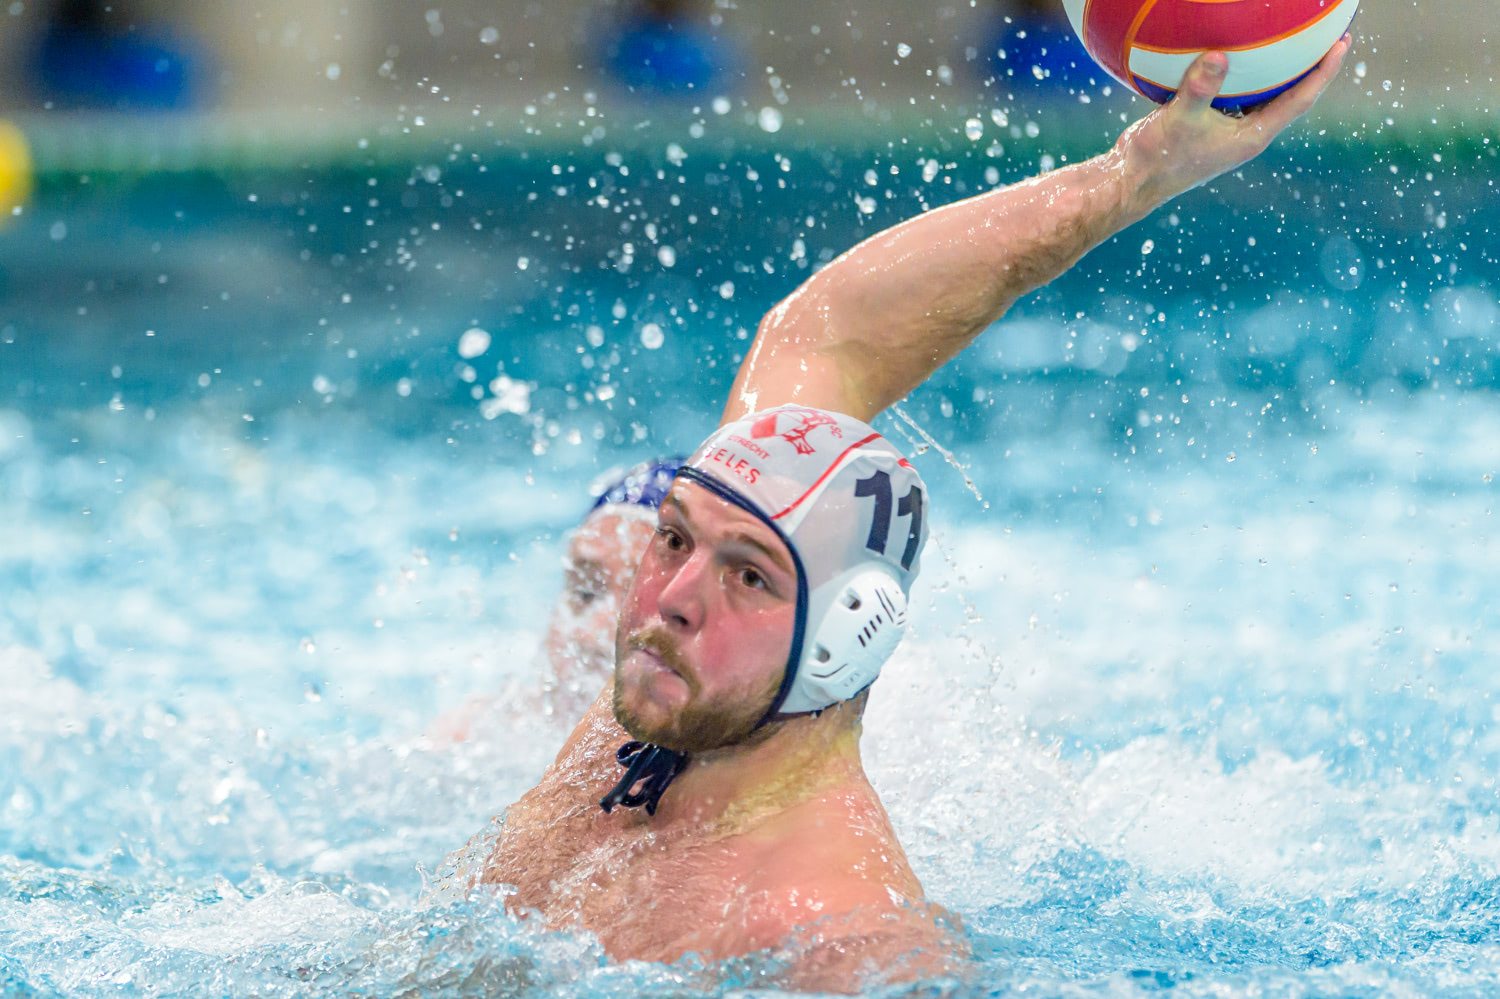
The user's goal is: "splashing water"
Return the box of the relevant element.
[889,403,986,507]
[2,120,1499,996]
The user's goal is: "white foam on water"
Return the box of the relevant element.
[125,878,380,957]
[4,388,1500,996]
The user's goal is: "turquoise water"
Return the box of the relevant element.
[2,115,1499,996]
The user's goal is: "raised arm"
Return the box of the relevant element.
[724,41,1351,425]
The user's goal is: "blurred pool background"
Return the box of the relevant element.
[1,1,1499,996]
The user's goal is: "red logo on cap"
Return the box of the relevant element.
[750,408,843,456]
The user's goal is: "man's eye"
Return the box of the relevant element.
[740,567,766,590]
[657,527,685,550]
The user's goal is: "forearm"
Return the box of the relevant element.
[727,144,1162,423]
[808,148,1152,407]
[725,44,1348,426]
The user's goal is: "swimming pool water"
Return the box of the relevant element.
[2,112,1499,996]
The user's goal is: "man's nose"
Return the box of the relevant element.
[655,549,711,632]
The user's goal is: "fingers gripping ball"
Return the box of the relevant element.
[0,120,32,221]
[1061,0,1358,111]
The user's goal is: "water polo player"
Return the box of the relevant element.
[546,459,685,710]
[456,44,1352,990]
[429,458,681,741]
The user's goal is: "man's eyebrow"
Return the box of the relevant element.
[660,493,690,520]
[663,491,792,575]
[728,532,794,576]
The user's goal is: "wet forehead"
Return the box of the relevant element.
[664,479,793,572]
[569,508,655,569]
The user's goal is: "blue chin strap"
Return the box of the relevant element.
[598,467,810,818]
[598,742,688,816]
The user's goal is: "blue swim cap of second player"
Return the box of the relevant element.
[588,457,684,514]
[678,404,929,719]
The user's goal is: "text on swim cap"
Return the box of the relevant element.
[726,434,771,460]
[706,447,761,485]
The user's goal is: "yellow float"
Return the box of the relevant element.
[0,119,33,222]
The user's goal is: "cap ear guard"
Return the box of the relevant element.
[777,565,908,716]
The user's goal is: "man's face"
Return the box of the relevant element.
[544,509,658,688]
[613,479,798,752]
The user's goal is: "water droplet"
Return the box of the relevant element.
[758,107,783,133]
[458,327,491,358]
[657,245,677,267]
[479,26,499,44]
[896,43,912,58]
[639,323,665,349]
[1319,234,1365,291]
[1141,239,1155,255]
[483,375,531,417]
[964,118,984,141]
[990,108,1009,127]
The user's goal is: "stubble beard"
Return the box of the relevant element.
[612,624,781,753]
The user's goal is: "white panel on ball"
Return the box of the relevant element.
[1127,0,1360,99]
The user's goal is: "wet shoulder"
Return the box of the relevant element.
[543,681,630,782]
[729,780,929,945]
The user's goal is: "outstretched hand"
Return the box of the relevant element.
[1117,34,1352,209]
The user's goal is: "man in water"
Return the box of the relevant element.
[461,46,1352,989]
[430,459,681,739]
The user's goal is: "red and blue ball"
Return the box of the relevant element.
[1061,0,1359,111]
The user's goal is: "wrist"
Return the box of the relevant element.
[1110,118,1181,223]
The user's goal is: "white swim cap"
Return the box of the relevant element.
[678,405,928,719]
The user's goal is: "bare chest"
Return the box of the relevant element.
[480,769,769,960]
